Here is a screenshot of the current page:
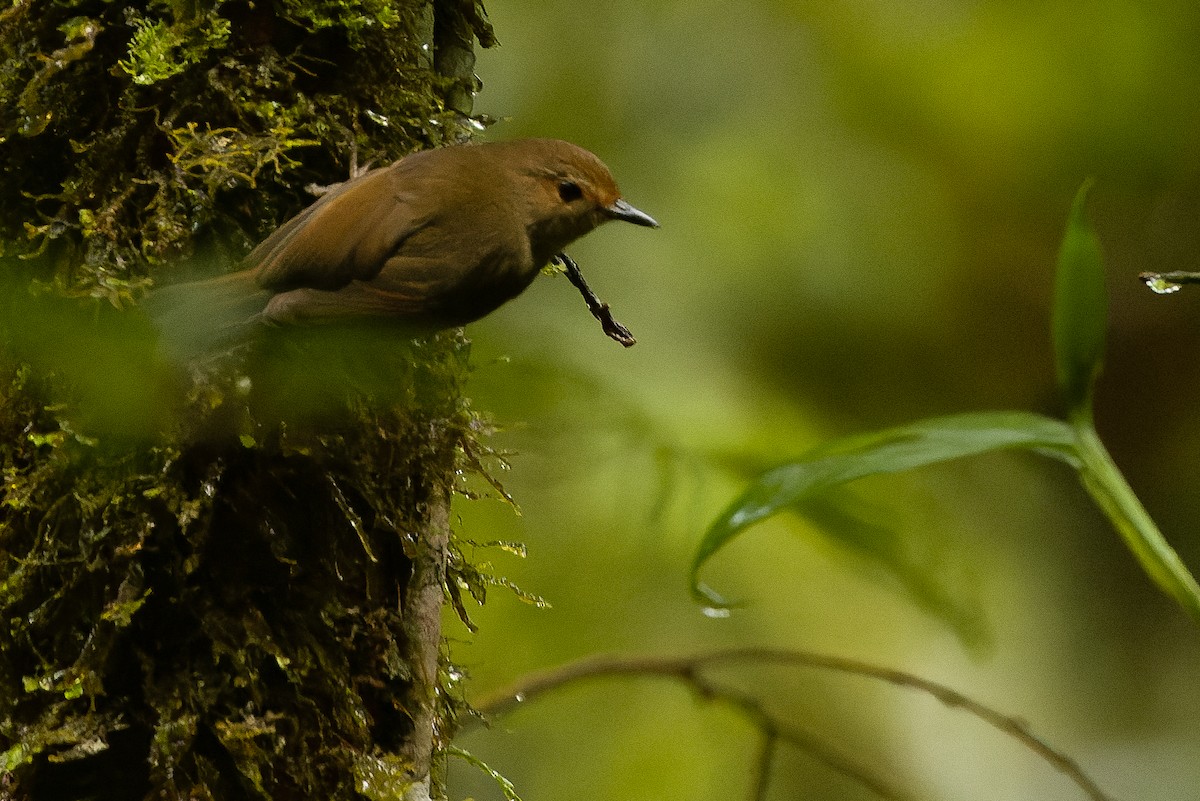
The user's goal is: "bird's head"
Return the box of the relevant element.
[507,139,658,265]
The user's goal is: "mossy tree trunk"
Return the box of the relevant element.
[0,2,494,799]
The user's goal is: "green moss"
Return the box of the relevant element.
[0,327,482,799]
[0,0,494,300]
[279,0,403,38]
[0,1,498,798]
[119,12,232,85]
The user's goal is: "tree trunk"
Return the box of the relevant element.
[0,2,493,799]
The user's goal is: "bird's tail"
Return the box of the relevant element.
[143,270,271,363]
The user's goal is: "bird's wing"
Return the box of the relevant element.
[250,165,432,292]
[261,264,440,324]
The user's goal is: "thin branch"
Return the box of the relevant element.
[554,252,636,347]
[748,730,776,801]
[692,671,913,801]
[470,648,1116,801]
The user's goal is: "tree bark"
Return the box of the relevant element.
[0,2,492,798]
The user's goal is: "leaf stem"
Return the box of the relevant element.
[1072,420,1200,621]
[470,648,1114,801]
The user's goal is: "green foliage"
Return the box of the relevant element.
[693,183,1200,631]
[0,0,494,300]
[0,320,480,799]
[1071,422,1200,620]
[448,746,525,801]
[280,0,402,38]
[1053,180,1107,419]
[352,751,422,801]
[691,411,1079,641]
[119,11,232,85]
[0,1,499,798]
[447,538,550,633]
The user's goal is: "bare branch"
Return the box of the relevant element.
[748,731,776,801]
[470,648,1116,801]
[690,670,913,801]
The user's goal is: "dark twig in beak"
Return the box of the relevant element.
[555,252,637,347]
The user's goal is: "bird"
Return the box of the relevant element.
[148,138,657,356]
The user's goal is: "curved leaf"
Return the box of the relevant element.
[1073,422,1200,621]
[1053,180,1107,418]
[691,411,1078,607]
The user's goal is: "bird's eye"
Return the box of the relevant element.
[557,180,583,203]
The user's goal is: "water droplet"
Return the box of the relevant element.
[702,606,732,619]
[1146,276,1182,294]
[513,693,525,703]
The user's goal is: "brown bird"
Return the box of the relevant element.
[150,138,657,355]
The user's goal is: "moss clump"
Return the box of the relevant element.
[0,0,493,300]
[1,327,477,799]
[0,0,497,798]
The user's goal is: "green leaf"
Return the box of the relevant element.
[691,412,1079,608]
[1052,180,1107,418]
[449,745,525,801]
[1073,422,1200,622]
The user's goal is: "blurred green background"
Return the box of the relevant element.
[448,2,1200,800]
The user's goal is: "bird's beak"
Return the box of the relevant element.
[606,198,659,228]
